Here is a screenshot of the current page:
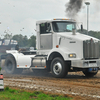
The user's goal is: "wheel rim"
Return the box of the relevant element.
[53,62,62,75]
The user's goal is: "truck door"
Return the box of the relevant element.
[40,23,52,50]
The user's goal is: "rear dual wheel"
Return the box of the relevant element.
[5,55,23,74]
[51,57,68,78]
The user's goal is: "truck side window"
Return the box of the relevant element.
[40,23,51,34]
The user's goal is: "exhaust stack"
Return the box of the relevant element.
[72,29,76,35]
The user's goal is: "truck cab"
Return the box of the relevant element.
[36,19,77,55]
[1,19,100,78]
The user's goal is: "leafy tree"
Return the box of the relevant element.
[12,34,36,48]
[4,33,12,39]
[28,35,36,48]
[88,31,100,39]
[12,34,28,47]
[3,29,100,49]
[78,29,100,39]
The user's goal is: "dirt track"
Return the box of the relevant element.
[3,69,100,100]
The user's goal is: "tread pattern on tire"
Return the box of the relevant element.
[51,57,68,78]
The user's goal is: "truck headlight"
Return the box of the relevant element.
[68,53,76,58]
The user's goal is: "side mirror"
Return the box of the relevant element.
[81,25,83,31]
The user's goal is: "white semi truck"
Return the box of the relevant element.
[1,19,100,78]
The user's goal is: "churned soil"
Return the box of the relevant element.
[3,69,100,100]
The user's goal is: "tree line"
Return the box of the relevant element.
[78,29,100,39]
[2,29,100,48]
[3,34,36,48]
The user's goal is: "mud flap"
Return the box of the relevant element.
[0,74,4,91]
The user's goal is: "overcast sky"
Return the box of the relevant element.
[0,0,100,38]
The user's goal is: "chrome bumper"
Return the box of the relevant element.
[71,59,100,68]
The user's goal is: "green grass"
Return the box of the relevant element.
[0,87,72,100]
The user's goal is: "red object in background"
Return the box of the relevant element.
[0,75,3,79]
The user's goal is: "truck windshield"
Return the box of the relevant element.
[52,21,76,32]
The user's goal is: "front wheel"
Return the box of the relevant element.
[82,68,98,77]
[51,57,68,78]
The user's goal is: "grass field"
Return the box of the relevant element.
[0,87,72,100]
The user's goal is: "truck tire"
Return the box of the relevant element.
[83,68,98,77]
[51,57,68,78]
[5,55,23,74]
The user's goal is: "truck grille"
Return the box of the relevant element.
[83,39,100,59]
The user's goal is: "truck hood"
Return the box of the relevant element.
[57,32,99,41]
